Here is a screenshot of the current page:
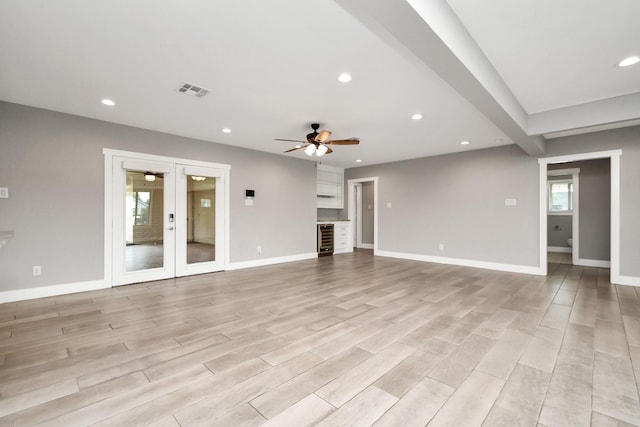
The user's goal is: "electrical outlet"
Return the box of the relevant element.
[438,243,444,251]
[257,245,262,254]
[32,265,41,276]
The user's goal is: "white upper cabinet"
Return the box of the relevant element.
[317,164,344,209]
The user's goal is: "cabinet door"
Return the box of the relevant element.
[317,182,338,197]
[318,170,340,184]
[334,224,351,253]
[316,168,344,209]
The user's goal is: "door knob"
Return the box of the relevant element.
[168,226,174,231]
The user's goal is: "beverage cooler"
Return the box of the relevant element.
[317,223,334,257]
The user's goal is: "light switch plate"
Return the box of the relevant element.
[0,188,8,198]
[505,198,517,206]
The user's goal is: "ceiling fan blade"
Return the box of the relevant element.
[275,138,306,143]
[284,145,306,153]
[315,130,332,142]
[324,138,359,145]
[326,146,333,154]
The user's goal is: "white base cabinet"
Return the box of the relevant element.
[317,221,352,254]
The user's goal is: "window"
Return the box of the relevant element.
[130,191,151,225]
[200,198,211,208]
[548,180,573,213]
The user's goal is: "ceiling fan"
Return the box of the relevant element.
[275,123,359,157]
[143,171,163,182]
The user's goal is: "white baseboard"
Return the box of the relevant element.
[612,274,640,287]
[358,243,374,249]
[548,246,572,253]
[227,252,318,271]
[376,250,544,276]
[575,258,611,268]
[0,279,109,304]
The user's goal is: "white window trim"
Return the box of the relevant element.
[547,179,574,215]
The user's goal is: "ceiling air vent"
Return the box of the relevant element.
[177,83,210,98]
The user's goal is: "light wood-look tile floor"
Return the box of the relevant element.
[1,250,639,426]
[547,251,573,265]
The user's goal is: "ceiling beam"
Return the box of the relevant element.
[530,92,640,137]
[335,0,546,156]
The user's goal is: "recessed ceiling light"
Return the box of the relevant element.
[338,73,352,83]
[460,140,470,145]
[222,128,231,133]
[356,159,362,163]
[411,113,423,120]
[618,56,640,67]
[101,99,115,106]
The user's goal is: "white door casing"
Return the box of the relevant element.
[104,149,230,287]
[538,149,621,283]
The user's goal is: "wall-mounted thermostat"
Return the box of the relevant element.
[245,189,255,206]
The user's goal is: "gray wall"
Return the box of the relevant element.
[346,144,540,267]
[2,101,639,292]
[544,126,639,276]
[549,158,610,261]
[0,102,317,291]
[362,181,374,245]
[547,215,572,248]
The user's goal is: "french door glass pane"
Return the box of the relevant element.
[125,171,164,271]
[187,175,215,264]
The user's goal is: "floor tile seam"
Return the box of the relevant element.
[618,303,640,403]
[593,347,640,404]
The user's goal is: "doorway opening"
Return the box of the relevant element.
[348,177,378,254]
[104,149,230,286]
[546,167,579,266]
[538,149,620,283]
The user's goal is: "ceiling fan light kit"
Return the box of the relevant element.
[275,123,359,157]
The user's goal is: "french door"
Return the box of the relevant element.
[109,152,228,286]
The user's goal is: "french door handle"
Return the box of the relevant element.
[168,226,175,231]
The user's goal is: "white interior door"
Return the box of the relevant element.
[175,164,226,276]
[113,157,176,285]
[111,154,228,286]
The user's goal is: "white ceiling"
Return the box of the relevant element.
[0,0,638,168]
